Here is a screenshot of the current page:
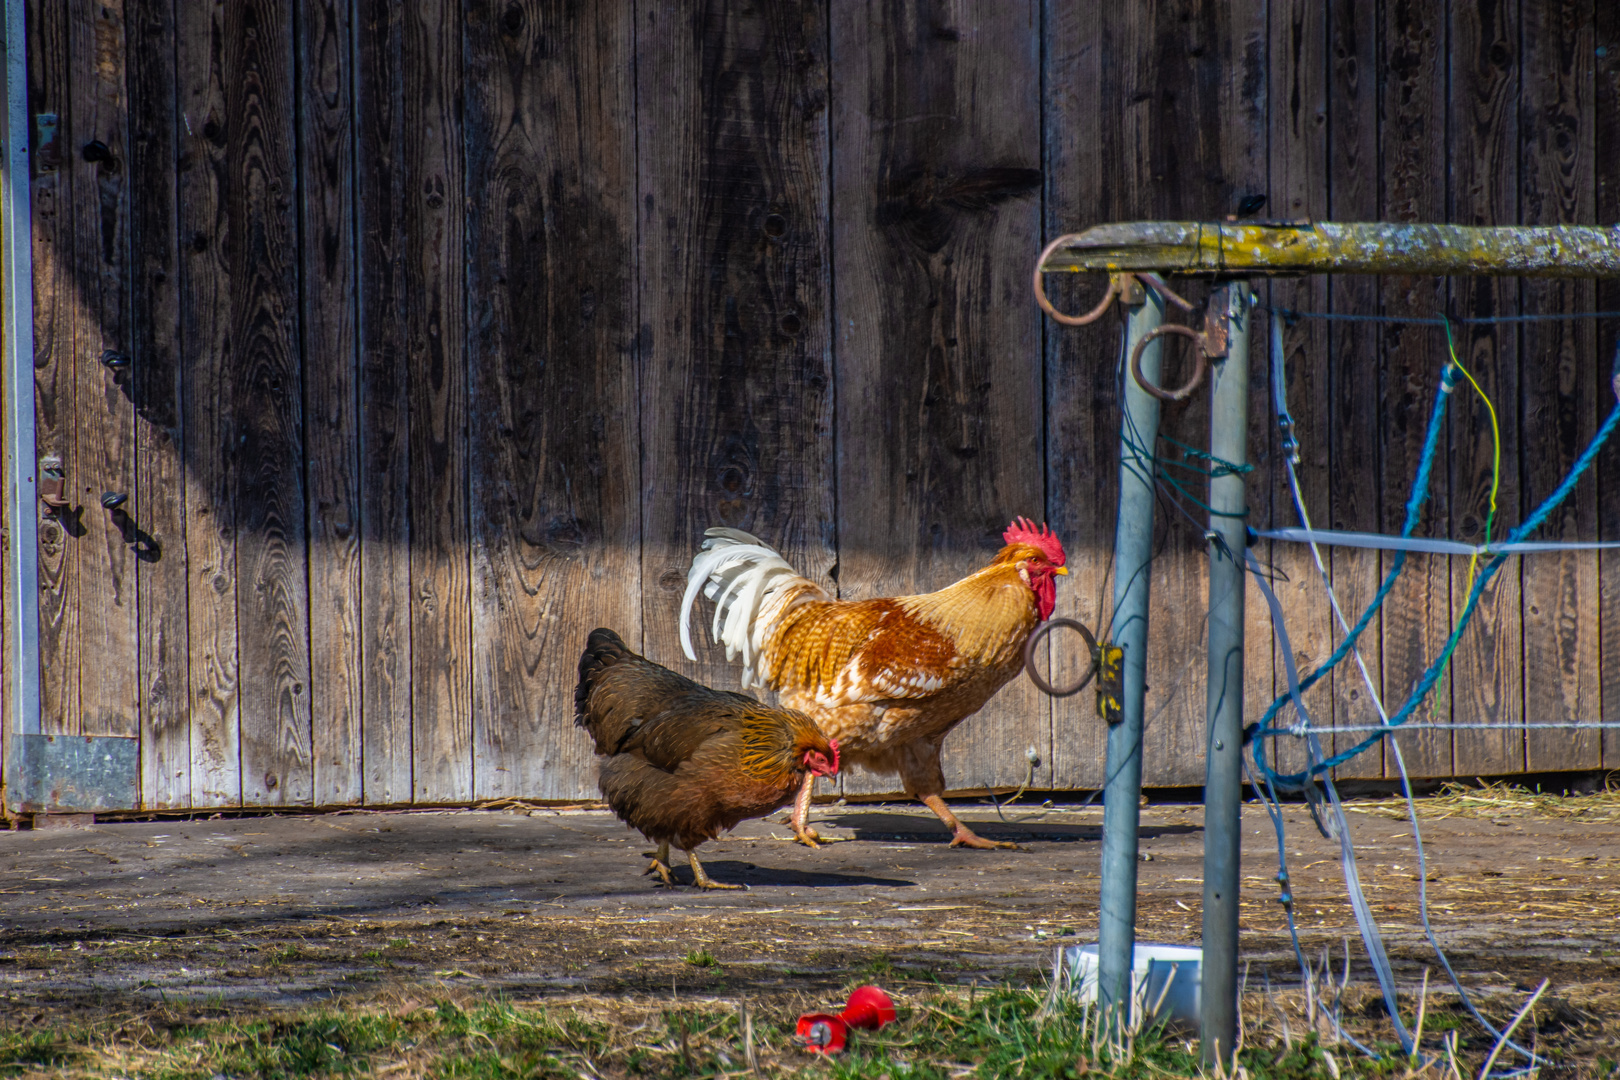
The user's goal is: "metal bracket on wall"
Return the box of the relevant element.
[1095,643,1124,724]
[10,734,137,813]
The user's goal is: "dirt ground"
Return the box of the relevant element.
[2,798,1617,1038]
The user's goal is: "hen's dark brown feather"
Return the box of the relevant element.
[575,628,833,853]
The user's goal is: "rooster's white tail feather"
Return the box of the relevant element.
[679,528,828,687]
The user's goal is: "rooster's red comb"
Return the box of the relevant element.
[1003,517,1066,567]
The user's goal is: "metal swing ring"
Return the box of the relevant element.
[1130,323,1209,402]
[1023,617,1100,698]
[1032,233,1121,326]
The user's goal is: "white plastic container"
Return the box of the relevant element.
[1064,943,1202,1029]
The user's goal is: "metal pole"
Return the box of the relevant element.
[1200,282,1251,1067]
[1097,285,1164,1028]
[1,0,41,809]
[1038,220,1620,278]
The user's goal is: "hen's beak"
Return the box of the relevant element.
[1054,566,1068,575]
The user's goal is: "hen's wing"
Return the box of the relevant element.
[576,627,754,765]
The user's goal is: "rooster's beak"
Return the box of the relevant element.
[1054,567,1068,575]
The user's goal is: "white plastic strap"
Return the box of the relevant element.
[1259,527,1620,556]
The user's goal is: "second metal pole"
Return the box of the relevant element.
[1200,282,1251,1067]
[1097,286,1165,1028]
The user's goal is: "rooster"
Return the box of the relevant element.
[575,628,840,889]
[680,517,1066,850]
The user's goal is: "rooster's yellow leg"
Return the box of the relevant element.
[644,840,674,885]
[790,770,822,848]
[687,849,744,890]
[919,794,1019,850]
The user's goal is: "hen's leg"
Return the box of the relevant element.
[644,840,674,885]
[790,770,822,848]
[900,741,1018,850]
[687,848,744,890]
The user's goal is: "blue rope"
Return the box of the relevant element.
[1246,364,1456,763]
[1255,391,1620,785]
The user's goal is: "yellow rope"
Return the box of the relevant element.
[1441,320,1502,624]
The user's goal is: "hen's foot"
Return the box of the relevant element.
[792,824,822,849]
[644,841,674,885]
[948,827,1020,850]
[687,851,745,890]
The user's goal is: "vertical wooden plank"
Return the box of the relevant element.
[1447,0,1525,777]
[1269,0,1330,784]
[1325,0,1385,779]
[467,0,638,802]
[1097,2,1265,789]
[832,1,1045,797]
[405,0,470,803]
[29,0,80,739]
[68,0,138,742]
[1043,0,1110,791]
[299,0,361,805]
[637,2,833,701]
[128,0,189,807]
[176,1,240,806]
[1597,0,1620,773]
[353,0,413,805]
[1378,0,1451,778]
[1521,0,1599,772]
[223,0,310,808]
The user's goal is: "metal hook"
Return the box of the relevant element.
[1033,239,1123,327]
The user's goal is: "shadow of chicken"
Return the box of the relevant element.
[575,628,840,889]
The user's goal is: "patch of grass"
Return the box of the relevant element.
[264,943,303,966]
[3,981,1611,1078]
[858,953,896,981]
[684,948,719,968]
[0,1028,83,1074]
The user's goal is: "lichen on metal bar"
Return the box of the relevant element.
[1038,222,1620,277]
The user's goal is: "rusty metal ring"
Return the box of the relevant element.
[1024,618,1099,698]
[1130,324,1209,403]
[1033,233,1120,326]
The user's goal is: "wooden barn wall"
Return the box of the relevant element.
[13,0,1619,810]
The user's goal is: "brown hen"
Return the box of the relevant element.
[681,518,1066,850]
[575,628,839,889]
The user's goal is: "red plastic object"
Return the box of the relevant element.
[841,985,897,1029]
[795,1013,848,1054]
[796,985,896,1054]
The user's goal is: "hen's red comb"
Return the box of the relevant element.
[1003,517,1066,567]
[828,739,840,776]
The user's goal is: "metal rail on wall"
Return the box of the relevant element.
[0,0,42,809]
[1032,219,1620,1070]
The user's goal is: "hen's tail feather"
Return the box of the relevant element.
[575,627,634,729]
[680,527,829,686]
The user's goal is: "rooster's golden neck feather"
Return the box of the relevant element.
[897,546,1042,664]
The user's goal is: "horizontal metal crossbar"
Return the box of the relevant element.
[1275,722,1620,734]
[1038,221,1620,277]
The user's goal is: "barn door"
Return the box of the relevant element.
[4,0,142,815]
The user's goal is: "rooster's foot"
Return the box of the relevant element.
[687,850,745,890]
[948,828,1020,851]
